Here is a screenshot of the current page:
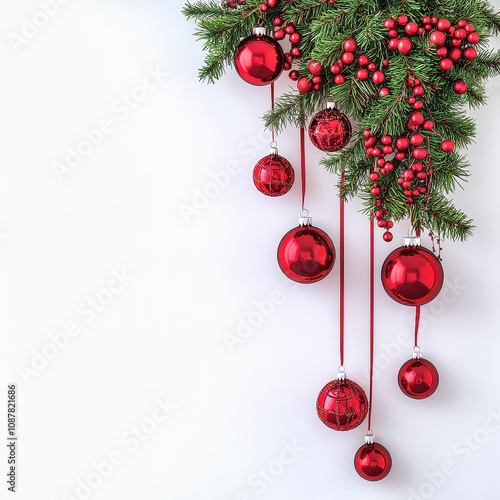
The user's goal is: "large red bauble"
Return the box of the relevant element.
[234,30,284,86]
[317,378,368,431]
[381,241,444,306]
[308,105,352,152]
[253,149,294,196]
[278,219,335,283]
[354,442,392,481]
[398,357,439,399]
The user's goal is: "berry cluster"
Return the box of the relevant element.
[273,19,302,72]
[221,0,244,8]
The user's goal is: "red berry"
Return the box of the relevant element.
[413,85,424,96]
[284,24,295,34]
[405,22,419,36]
[334,74,345,84]
[372,71,385,84]
[368,62,377,71]
[297,77,313,93]
[267,0,278,6]
[312,75,322,84]
[439,58,453,71]
[457,19,467,28]
[403,169,414,180]
[363,129,372,138]
[343,38,358,52]
[370,172,380,181]
[288,70,299,81]
[441,140,455,152]
[383,231,393,242]
[398,37,413,54]
[454,28,467,39]
[357,68,369,80]
[330,63,341,74]
[412,147,427,159]
[422,16,432,25]
[260,4,268,12]
[453,80,468,94]
[408,97,416,104]
[448,48,462,62]
[384,161,394,172]
[396,137,409,150]
[382,146,393,155]
[462,47,477,61]
[273,16,283,27]
[397,14,408,26]
[395,152,406,160]
[378,87,390,97]
[430,31,446,46]
[437,18,451,31]
[341,52,355,64]
[377,157,386,167]
[388,38,399,50]
[423,120,434,130]
[388,29,398,38]
[409,111,424,125]
[308,60,324,75]
[384,18,396,29]
[273,29,286,40]
[381,135,392,145]
[383,59,389,67]
[465,23,475,33]
[290,47,301,57]
[371,186,381,196]
[410,133,424,146]
[289,32,301,44]
[468,32,480,44]
[358,55,370,66]
[413,101,423,110]
[436,47,448,58]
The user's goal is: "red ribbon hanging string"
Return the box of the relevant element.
[270,82,275,143]
[299,126,307,212]
[414,306,421,348]
[367,215,375,431]
[339,171,346,367]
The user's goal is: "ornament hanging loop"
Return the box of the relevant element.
[412,346,423,359]
[365,431,375,445]
[337,365,346,380]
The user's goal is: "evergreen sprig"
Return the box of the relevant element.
[184,0,500,241]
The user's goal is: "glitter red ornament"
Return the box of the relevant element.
[253,144,295,196]
[308,102,352,152]
[277,215,335,283]
[234,28,284,86]
[381,235,444,306]
[354,434,392,481]
[317,371,368,431]
[398,351,439,399]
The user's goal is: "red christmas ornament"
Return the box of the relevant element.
[381,235,444,306]
[308,103,352,152]
[253,145,295,196]
[317,372,368,431]
[398,352,439,399]
[354,435,392,481]
[277,216,335,283]
[234,28,284,86]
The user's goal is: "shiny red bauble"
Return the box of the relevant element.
[354,441,392,481]
[253,148,294,196]
[277,219,335,283]
[317,377,368,431]
[398,357,439,399]
[381,240,444,306]
[308,105,352,152]
[234,29,284,86]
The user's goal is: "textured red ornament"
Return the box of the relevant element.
[398,357,439,399]
[354,440,392,481]
[253,147,294,196]
[381,237,444,306]
[234,29,284,86]
[277,218,335,283]
[308,104,352,152]
[317,376,368,431]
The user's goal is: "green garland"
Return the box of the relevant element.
[183,0,500,241]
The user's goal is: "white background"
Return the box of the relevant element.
[0,1,499,499]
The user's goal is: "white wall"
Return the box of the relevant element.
[1,1,499,499]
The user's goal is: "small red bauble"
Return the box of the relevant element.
[468,32,480,44]
[398,356,439,399]
[317,375,368,431]
[234,29,284,86]
[396,137,409,150]
[384,18,395,29]
[412,147,427,160]
[334,74,346,85]
[441,140,455,152]
[448,47,462,62]
[354,437,392,481]
[277,217,335,283]
[288,32,301,44]
[453,80,468,94]
[398,37,413,54]
[342,38,358,52]
[253,147,295,196]
[308,104,352,152]
[381,237,444,306]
